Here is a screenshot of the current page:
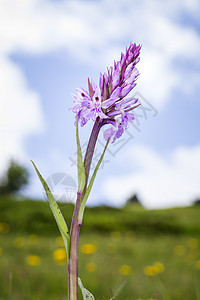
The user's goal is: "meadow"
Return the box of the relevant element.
[0,197,200,300]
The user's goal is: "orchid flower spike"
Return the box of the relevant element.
[70,43,141,143]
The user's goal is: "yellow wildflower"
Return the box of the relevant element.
[86,262,97,273]
[53,248,67,265]
[81,244,97,255]
[119,264,132,276]
[26,255,41,266]
[154,262,165,273]
[144,261,165,276]
[144,266,157,277]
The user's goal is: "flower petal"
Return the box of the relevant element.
[101,86,121,109]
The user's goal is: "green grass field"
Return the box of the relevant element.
[0,197,200,300]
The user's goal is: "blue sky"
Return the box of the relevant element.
[1,0,200,208]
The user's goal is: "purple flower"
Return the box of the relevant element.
[103,119,124,143]
[70,42,141,142]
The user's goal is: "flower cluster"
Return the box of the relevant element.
[70,43,141,143]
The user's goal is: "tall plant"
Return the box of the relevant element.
[32,42,141,300]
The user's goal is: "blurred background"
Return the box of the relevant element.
[0,0,200,299]
[0,0,200,208]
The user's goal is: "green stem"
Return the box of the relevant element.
[68,191,82,300]
[68,118,105,300]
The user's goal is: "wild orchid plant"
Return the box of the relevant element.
[32,42,141,300]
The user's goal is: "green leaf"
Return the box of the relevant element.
[31,160,70,259]
[78,139,109,222]
[76,118,86,192]
[78,277,95,300]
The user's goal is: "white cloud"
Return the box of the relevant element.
[0,0,200,185]
[1,0,200,99]
[0,55,45,171]
[101,144,200,208]
[1,0,200,65]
